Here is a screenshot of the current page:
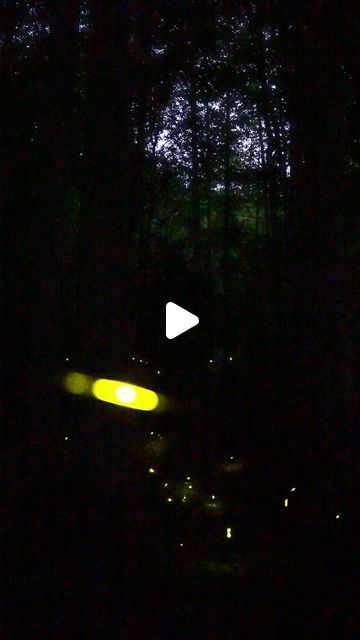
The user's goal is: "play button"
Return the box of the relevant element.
[166,302,199,339]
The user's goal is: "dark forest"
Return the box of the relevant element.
[3,1,359,638]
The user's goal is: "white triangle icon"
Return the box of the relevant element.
[166,302,199,339]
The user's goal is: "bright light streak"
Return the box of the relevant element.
[116,385,136,403]
[226,528,232,538]
[336,514,340,519]
[290,487,296,492]
[92,378,159,411]
[149,468,155,474]
[284,499,289,507]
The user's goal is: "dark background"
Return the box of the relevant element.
[3,1,359,638]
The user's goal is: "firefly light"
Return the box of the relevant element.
[226,528,232,539]
[212,495,216,500]
[149,468,155,474]
[284,499,289,507]
[187,477,191,481]
[167,498,172,502]
[116,385,136,403]
[92,378,159,411]
[64,371,92,395]
[164,483,168,487]
[64,436,69,441]
[336,514,340,519]
[291,487,296,492]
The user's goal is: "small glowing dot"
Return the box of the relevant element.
[188,485,192,489]
[64,436,69,441]
[209,359,213,363]
[230,456,234,460]
[115,385,136,404]
[183,496,187,501]
[65,357,69,362]
[164,483,168,487]
[284,499,289,507]
[149,468,155,474]
[132,356,135,360]
[212,495,216,500]
[291,487,296,492]
[140,359,143,363]
[226,527,232,538]
[167,498,172,502]
[157,370,161,375]
[336,514,340,519]
[187,477,191,481]
[229,356,233,361]
[180,543,184,547]
[150,431,154,435]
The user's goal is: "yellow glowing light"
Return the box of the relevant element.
[336,514,340,519]
[180,543,184,547]
[188,485,193,489]
[167,498,172,502]
[212,495,216,500]
[284,499,289,507]
[226,528,232,538]
[92,378,159,411]
[116,385,136,403]
[291,487,296,492]
[64,371,92,395]
[187,477,191,480]
[164,483,168,487]
[149,468,155,474]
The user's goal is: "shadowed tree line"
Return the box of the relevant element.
[3,0,358,477]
